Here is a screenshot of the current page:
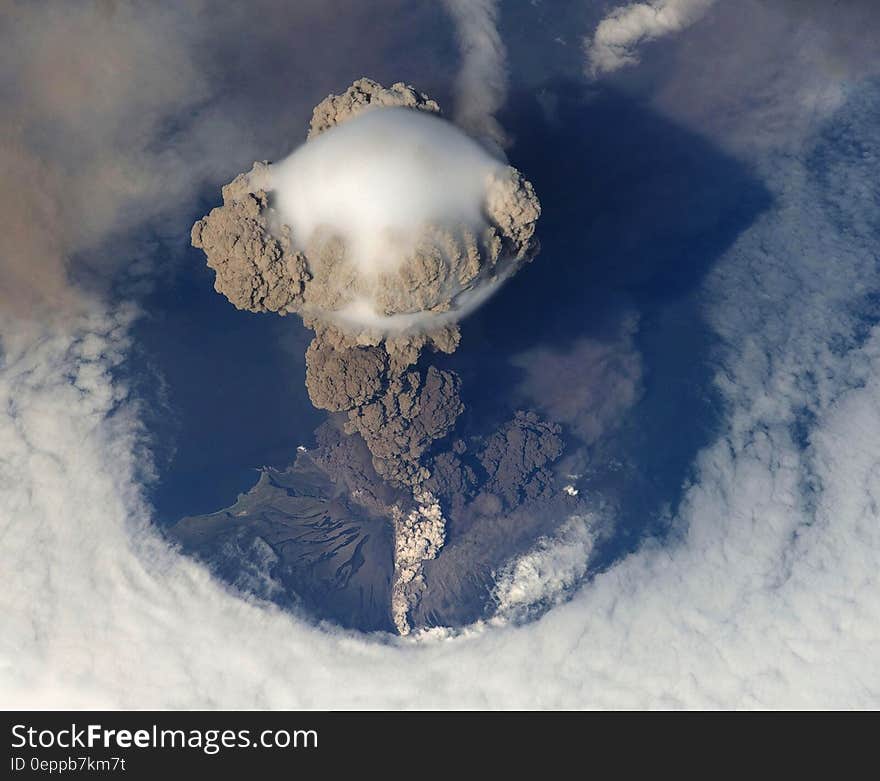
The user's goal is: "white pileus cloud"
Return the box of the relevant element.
[272,108,503,275]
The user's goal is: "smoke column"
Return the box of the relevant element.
[191,78,542,633]
[443,0,509,149]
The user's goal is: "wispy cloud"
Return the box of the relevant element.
[585,0,716,76]
[647,0,880,155]
[511,311,643,445]
[443,0,509,148]
[0,2,206,321]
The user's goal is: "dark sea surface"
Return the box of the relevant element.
[134,246,323,526]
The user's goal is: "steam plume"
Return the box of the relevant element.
[586,0,716,76]
[443,0,509,148]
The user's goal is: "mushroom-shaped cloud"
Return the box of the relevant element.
[191,78,542,491]
[192,78,540,344]
[190,79,548,634]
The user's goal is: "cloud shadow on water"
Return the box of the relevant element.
[441,78,772,572]
[134,235,324,526]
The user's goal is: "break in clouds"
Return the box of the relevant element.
[2,0,880,708]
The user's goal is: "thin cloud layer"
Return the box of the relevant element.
[0,2,206,320]
[647,0,880,155]
[0,0,442,321]
[511,312,643,446]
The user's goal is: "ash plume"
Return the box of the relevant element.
[191,78,542,632]
[191,78,540,489]
[443,0,509,149]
